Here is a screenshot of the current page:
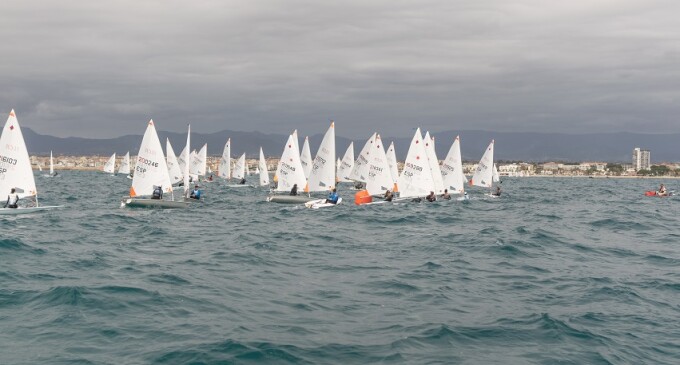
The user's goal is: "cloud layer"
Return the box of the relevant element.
[2,0,679,138]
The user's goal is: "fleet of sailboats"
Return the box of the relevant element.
[2,110,502,211]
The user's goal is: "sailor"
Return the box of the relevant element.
[441,189,451,200]
[151,185,163,200]
[425,191,436,202]
[354,181,364,190]
[325,188,339,204]
[189,185,202,200]
[239,177,246,185]
[384,190,393,202]
[492,186,501,197]
[208,175,213,181]
[290,184,298,196]
[4,188,19,208]
[658,183,667,196]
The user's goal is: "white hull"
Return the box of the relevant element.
[266,195,315,204]
[121,198,190,209]
[227,184,253,188]
[305,197,343,209]
[0,205,63,215]
[361,200,391,206]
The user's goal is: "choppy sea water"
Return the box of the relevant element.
[1,171,680,364]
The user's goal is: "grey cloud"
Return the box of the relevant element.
[1,0,679,138]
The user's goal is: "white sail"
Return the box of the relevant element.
[470,140,495,188]
[300,136,313,179]
[424,132,445,194]
[365,134,394,196]
[259,147,269,186]
[275,133,308,192]
[441,136,466,194]
[129,120,173,197]
[218,138,231,180]
[118,151,131,176]
[103,153,116,174]
[190,144,207,176]
[233,153,246,179]
[336,142,354,182]
[0,110,37,199]
[38,161,43,172]
[307,122,336,192]
[177,145,188,174]
[349,133,377,182]
[166,139,182,185]
[245,161,250,176]
[396,128,435,198]
[274,129,298,183]
[49,150,55,176]
[182,125,191,196]
[385,141,399,184]
[493,163,500,183]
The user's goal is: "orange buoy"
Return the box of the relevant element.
[354,190,373,205]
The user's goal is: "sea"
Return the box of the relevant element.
[1,171,679,364]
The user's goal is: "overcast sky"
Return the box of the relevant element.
[1,0,679,138]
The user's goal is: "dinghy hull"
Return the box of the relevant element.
[0,205,63,215]
[121,198,190,209]
[266,195,315,204]
[304,197,343,209]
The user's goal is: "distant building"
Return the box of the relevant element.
[632,148,651,171]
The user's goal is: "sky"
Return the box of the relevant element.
[1,0,679,138]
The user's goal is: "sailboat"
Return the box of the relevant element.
[258,147,269,187]
[385,141,399,187]
[228,153,250,187]
[395,128,435,200]
[190,144,207,181]
[103,153,116,175]
[166,139,183,185]
[121,120,189,209]
[424,132,445,195]
[300,136,313,179]
[348,132,377,188]
[305,122,342,208]
[353,134,394,205]
[336,142,354,183]
[37,162,43,172]
[441,136,467,198]
[48,150,57,177]
[119,151,131,178]
[469,140,496,196]
[218,138,231,181]
[0,110,62,214]
[267,133,312,204]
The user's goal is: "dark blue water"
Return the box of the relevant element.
[2,172,679,364]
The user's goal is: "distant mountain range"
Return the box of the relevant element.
[21,127,680,163]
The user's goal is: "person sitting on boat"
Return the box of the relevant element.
[441,189,451,200]
[384,190,393,202]
[325,188,339,204]
[426,191,436,202]
[151,185,163,200]
[189,185,202,200]
[4,188,19,209]
[354,181,364,190]
[208,175,213,181]
[290,184,298,196]
[239,177,246,185]
[658,183,667,196]
[492,186,501,197]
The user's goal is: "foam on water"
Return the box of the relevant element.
[1,172,680,364]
